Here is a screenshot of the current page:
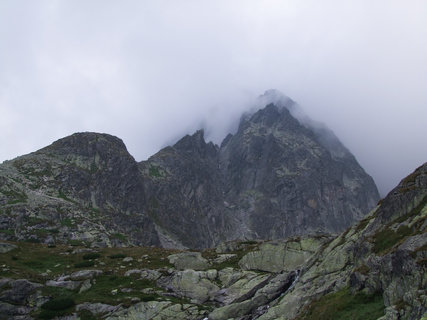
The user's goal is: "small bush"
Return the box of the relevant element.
[112,233,127,241]
[141,294,158,302]
[108,253,126,259]
[41,297,75,311]
[241,240,258,245]
[69,239,84,246]
[74,261,95,268]
[83,253,101,260]
[25,238,41,243]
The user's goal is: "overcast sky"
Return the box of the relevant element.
[0,1,426,196]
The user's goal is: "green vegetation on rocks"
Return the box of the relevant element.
[297,288,384,320]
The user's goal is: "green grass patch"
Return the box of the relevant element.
[112,233,127,242]
[75,275,157,305]
[27,217,45,225]
[1,188,28,204]
[35,229,48,237]
[355,216,372,232]
[148,165,162,177]
[57,190,75,203]
[60,218,73,227]
[68,239,84,246]
[0,229,14,235]
[372,225,412,254]
[297,287,384,320]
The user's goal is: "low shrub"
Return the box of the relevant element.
[82,253,101,260]
[108,253,126,259]
[41,297,75,311]
[74,261,95,268]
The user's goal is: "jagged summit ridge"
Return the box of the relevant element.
[0,94,380,248]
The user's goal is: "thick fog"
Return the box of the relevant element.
[1,1,426,196]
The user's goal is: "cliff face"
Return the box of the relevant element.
[218,102,379,241]
[0,93,379,248]
[139,130,227,249]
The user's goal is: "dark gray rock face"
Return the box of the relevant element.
[140,130,229,248]
[0,93,380,248]
[140,94,379,248]
[37,133,159,245]
[0,132,159,247]
[218,103,379,240]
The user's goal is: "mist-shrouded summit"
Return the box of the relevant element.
[0,92,380,248]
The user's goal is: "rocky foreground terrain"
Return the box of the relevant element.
[0,91,379,249]
[0,162,425,320]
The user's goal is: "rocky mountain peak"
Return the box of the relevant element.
[39,132,130,159]
[257,89,295,110]
[173,129,218,158]
[240,102,302,135]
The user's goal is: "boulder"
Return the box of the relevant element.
[45,280,81,290]
[157,269,219,303]
[76,302,120,315]
[238,238,324,273]
[167,252,210,270]
[0,279,42,305]
[70,269,102,280]
[105,301,204,320]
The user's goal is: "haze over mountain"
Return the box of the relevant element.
[1,1,427,196]
[0,94,379,249]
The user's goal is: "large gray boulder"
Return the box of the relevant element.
[167,252,210,270]
[105,301,205,320]
[0,279,42,305]
[157,269,220,303]
[238,236,328,273]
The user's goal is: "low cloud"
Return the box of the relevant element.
[0,0,426,196]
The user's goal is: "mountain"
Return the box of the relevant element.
[0,91,379,248]
[0,163,425,319]
[0,133,159,247]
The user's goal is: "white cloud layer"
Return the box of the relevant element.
[1,0,426,196]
